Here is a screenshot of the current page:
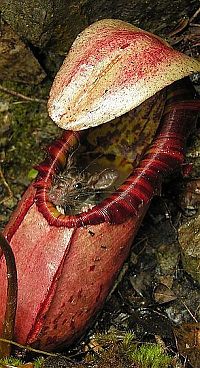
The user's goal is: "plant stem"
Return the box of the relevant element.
[0,233,18,358]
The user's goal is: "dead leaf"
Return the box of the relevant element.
[153,283,177,304]
[174,323,200,368]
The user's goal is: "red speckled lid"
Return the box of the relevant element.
[48,19,200,131]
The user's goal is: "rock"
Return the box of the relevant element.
[178,214,200,284]
[0,20,46,84]
[0,0,199,73]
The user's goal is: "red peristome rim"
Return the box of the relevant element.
[34,78,199,228]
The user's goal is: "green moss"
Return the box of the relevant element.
[0,336,172,368]
[92,329,119,345]
[33,357,45,368]
[122,331,136,349]
[0,80,60,197]
[130,343,172,368]
[0,356,44,367]
[0,356,24,366]
[82,332,172,368]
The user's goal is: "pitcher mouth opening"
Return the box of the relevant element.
[34,88,167,227]
[34,78,198,229]
[34,126,135,228]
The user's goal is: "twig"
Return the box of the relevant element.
[189,7,200,24]
[0,168,13,204]
[0,85,46,104]
[168,17,189,37]
[180,299,198,323]
[0,338,59,357]
[189,23,200,27]
[0,233,18,358]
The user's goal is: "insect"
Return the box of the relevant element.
[48,155,119,215]
[35,78,200,228]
